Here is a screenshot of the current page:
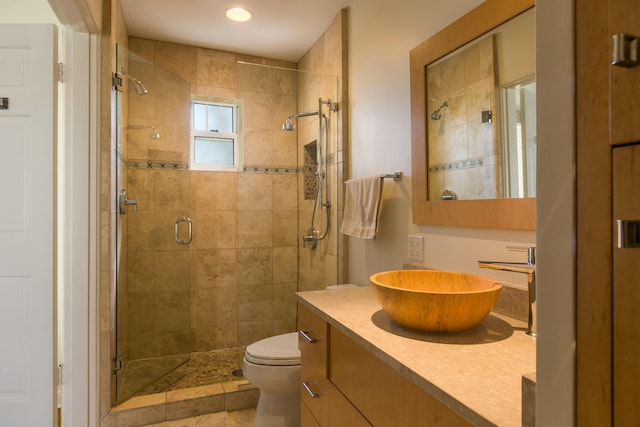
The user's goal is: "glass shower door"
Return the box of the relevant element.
[114,44,193,404]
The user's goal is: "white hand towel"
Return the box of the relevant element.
[340,175,384,239]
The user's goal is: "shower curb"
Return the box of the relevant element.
[103,380,258,427]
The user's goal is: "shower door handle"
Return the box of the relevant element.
[175,217,192,244]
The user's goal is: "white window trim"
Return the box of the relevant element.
[190,100,241,172]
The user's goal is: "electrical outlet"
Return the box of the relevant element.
[408,235,424,263]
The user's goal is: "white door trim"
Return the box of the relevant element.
[59,28,98,427]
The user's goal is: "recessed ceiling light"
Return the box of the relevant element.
[226,7,252,22]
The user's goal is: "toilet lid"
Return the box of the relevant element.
[245,332,301,366]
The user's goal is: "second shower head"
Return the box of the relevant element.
[281,110,319,131]
[430,101,449,120]
[282,118,294,131]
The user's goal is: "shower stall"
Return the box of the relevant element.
[112,43,341,405]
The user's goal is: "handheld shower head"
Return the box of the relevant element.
[430,101,449,120]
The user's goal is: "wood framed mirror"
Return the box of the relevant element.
[410,0,536,230]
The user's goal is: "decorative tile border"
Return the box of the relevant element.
[127,161,189,170]
[429,158,484,173]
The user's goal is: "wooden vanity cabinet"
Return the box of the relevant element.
[298,304,331,426]
[298,304,371,427]
[298,302,473,426]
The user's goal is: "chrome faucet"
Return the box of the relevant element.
[478,246,536,337]
[302,228,318,249]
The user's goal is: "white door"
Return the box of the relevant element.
[0,24,57,426]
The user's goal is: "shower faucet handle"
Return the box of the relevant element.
[119,189,138,214]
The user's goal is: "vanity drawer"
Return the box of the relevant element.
[301,401,321,427]
[329,326,472,426]
[298,303,331,426]
[329,382,371,427]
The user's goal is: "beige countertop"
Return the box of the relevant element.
[297,286,536,427]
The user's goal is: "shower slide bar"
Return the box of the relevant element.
[175,217,192,244]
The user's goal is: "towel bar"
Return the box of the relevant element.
[381,172,402,182]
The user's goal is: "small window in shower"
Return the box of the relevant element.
[190,100,240,171]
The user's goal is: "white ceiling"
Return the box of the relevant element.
[120,0,354,63]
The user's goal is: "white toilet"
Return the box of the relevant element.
[243,285,361,426]
[243,332,301,427]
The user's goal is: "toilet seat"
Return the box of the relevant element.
[245,332,301,366]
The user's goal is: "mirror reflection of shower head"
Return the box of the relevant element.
[430,101,449,120]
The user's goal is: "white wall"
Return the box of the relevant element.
[0,0,59,22]
[348,0,536,288]
[349,1,575,424]
[536,0,575,424]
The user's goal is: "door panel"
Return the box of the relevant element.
[610,0,640,144]
[613,144,640,425]
[0,24,57,426]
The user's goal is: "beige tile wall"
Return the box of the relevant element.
[297,10,348,291]
[123,37,305,354]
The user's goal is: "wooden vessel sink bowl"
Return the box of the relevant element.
[369,270,502,333]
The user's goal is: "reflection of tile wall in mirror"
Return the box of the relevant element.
[427,36,497,201]
[423,7,536,202]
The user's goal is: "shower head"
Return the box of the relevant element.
[282,118,294,131]
[430,101,449,120]
[120,69,149,96]
[281,110,320,131]
[128,76,148,96]
[127,125,160,139]
[133,79,148,96]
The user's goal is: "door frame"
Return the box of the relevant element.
[47,0,100,425]
[59,28,100,427]
[575,0,614,425]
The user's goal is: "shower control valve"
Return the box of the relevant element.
[303,228,318,249]
[119,189,138,214]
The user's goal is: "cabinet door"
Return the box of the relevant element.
[299,304,331,426]
[612,144,640,425]
[610,0,640,144]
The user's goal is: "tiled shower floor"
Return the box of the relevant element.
[119,347,247,400]
[109,347,258,427]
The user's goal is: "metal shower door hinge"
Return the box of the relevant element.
[112,355,125,375]
[112,72,123,92]
[612,33,639,68]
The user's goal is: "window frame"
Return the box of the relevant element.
[190,100,240,172]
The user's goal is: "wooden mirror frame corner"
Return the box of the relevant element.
[410,0,536,230]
